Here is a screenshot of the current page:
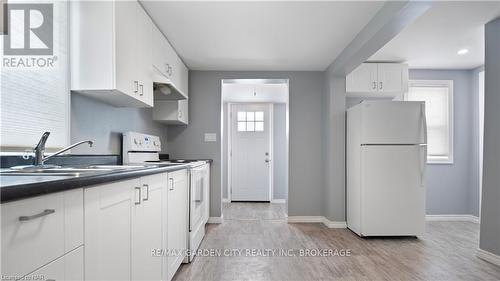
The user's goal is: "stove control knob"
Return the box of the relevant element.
[134,138,138,145]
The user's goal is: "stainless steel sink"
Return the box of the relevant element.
[85,165,146,170]
[1,171,84,176]
[0,164,147,177]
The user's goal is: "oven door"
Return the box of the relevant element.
[190,166,205,231]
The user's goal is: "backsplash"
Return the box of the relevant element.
[70,93,169,155]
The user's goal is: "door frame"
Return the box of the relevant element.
[227,102,274,202]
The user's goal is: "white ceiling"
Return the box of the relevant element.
[369,1,500,70]
[141,1,384,71]
[222,81,288,103]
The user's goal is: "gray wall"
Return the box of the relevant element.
[71,93,169,155]
[221,103,287,201]
[167,71,324,218]
[409,69,479,216]
[479,17,500,257]
[470,65,485,218]
[273,103,288,200]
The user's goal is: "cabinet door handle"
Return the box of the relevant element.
[135,187,141,205]
[379,81,383,90]
[372,82,376,90]
[19,209,55,221]
[134,81,139,93]
[143,184,149,201]
[178,110,182,119]
[169,178,174,191]
[139,84,144,96]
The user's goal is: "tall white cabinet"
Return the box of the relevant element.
[70,0,153,107]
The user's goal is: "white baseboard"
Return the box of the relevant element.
[222,198,230,203]
[287,216,347,229]
[477,248,500,267]
[426,215,479,223]
[207,216,224,224]
[271,199,286,204]
[322,218,348,229]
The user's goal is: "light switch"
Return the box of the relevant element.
[204,133,217,142]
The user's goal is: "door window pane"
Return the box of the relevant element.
[237,122,247,132]
[237,112,246,121]
[247,112,255,121]
[255,111,264,121]
[255,121,264,132]
[247,121,255,132]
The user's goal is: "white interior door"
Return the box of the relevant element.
[230,104,271,201]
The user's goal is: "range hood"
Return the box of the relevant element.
[153,68,187,101]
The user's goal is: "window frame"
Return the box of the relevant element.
[406,80,454,164]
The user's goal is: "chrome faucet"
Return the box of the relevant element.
[33,132,94,166]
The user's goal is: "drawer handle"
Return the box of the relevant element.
[135,186,142,205]
[19,209,55,221]
[143,184,149,201]
[169,178,174,191]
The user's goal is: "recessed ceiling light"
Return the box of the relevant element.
[457,49,469,55]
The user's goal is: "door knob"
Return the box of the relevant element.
[265,159,270,163]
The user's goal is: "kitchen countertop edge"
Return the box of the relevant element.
[0,164,191,204]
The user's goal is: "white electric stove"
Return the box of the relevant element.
[122,132,210,262]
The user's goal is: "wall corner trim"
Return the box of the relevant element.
[476,248,500,267]
[425,215,479,223]
[207,216,224,224]
[286,216,347,229]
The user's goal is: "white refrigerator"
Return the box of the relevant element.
[347,101,427,237]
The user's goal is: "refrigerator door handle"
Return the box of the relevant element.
[421,104,428,144]
[420,145,427,188]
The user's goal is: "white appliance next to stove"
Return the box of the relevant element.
[123,132,210,262]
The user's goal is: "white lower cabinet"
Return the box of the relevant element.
[1,169,189,281]
[84,169,188,281]
[132,173,166,281]
[84,179,138,280]
[1,189,83,278]
[166,169,189,280]
[28,246,84,281]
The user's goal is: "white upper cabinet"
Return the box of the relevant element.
[152,24,189,100]
[70,0,153,107]
[377,63,408,94]
[153,100,189,125]
[346,63,378,93]
[346,63,408,99]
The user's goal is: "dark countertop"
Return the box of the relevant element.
[0,164,191,204]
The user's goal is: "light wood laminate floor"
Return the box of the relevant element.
[176,206,500,280]
[223,202,287,220]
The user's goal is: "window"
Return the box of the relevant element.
[407,80,453,164]
[237,111,264,132]
[1,1,69,152]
